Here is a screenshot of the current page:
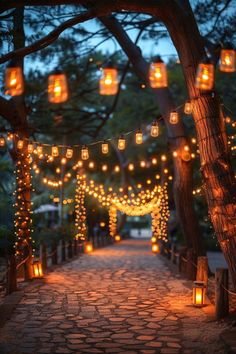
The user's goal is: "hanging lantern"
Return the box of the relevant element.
[81,146,89,160]
[85,241,93,253]
[66,147,73,159]
[135,130,143,144]
[118,135,126,150]
[48,71,68,103]
[195,58,214,90]
[193,281,206,307]
[5,61,24,96]
[151,121,159,137]
[36,145,43,155]
[115,235,121,242]
[220,46,235,73]
[0,136,6,147]
[17,139,24,150]
[149,56,168,88]
[52,145,59,157]
[99,62,118,95]
[32,261,43,278]
[27,141,34,154]
[184,101,192,115]
[169,111,179,124]
[102,141,109,154]
[152,243,160,253]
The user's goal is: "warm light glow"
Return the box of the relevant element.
[100,222,106,228]
[99,67,118,95]
[220,48,235,73]
[118,136,126,150]
[115,234,121,242]
[161,155,167,162]
[5,65,24,96]
[152,243,160,253]
[85,242,93,253]
[140,161,146,168]
[48,72,68,103]
[184,101,192,115]
[169,111,179,124]
[102,141,109,154]
[27,142,34,154]
[66,148,73,159]
[32,261,43,278]
[152,157,157,165]
[17,139,24,150]
[195,61,214,90]
[193,281,206,307]
[81,146,89,160]
[114,165,120,173]
[0,136,5,147]
[89,161,95,169]
[151,236,157,243]
[135,130,143,144]
[61,157,67,165]
[128,163,134,171]
[149,57,168,88]
[102,164,108,171]
[52,145,59,157]
[151,121,159,137]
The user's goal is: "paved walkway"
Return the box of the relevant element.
[0,239,227,354]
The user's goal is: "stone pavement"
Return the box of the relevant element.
[0,239,228,354]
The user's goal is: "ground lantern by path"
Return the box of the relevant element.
[151,236,157,243]
[149,56,168,88]
[99,64,118,95]
[152,243,160,253]
[195,58,214,90]
[115,235,121,242]
[32,261,43,278]
[85,242,93,253]
[220,47,235,72]
[193,281,206,307]
[48,71,68,103]
[5,61,24,96]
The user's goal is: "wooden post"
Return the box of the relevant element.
[215,268,229,320]
[6,255,17,295]
[51,242,58,265]
[186,248,197,280]
[60,239,66,262]
[171,244,177,264]
[196,256,208,283]
[68,240,73,258]
[73,239,77,256]
[40,242,47,272]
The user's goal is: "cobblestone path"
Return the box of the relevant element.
[0,239,227,354]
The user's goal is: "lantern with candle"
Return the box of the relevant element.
[149,56,168,88]
[99,62,118,95]
[152,243,160,253]
[48,71,68,103]
[151,121,159,137]
[118,135,126,150]
[81,146,89,160]
[220,45,235,73]
[32,261,43,278]
[195,58,214,90]
[5,60,24,96]
[184,101,192,115]
[193,281,206,307]
[102,141,109,154]
[169,111,179,125]
[115,235,121,242]
[85,241,93,253]
[135,130,143,144]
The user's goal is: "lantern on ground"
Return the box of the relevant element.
[118,135,126,150]
[170,111,179,125]
[184,101,192,115]
[195,58,214,90]
[99,62,118,95]
[115,235,121,242]
[66,148,73,159]
[48,71,68,103]
[193,281,206,307]
[0,136,6,147]
[135,130,143,144]
[149,56,168,88]
[151,121,159,137]
[151,236,157,243]
[102,141,109,154]
[152,243,160,253]
[220,46,235,73]
[32,261,43,278]
[81,146,89,160]
[85,242,93,253]
[5,61,24,96]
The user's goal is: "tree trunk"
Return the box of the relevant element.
[100,15,203,255]
[162,0,236,287]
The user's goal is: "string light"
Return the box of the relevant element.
[118,135,126,150]
[151,121,159,137]
[66,148,73,159]
[102,141,109,154]
[81,146,89,160]
[75,174,87,241]
[0,136,6,147]
[184,101,193,115]
[135,130,143,144]
[169,111,179,124]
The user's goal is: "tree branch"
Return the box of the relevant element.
[0,7,110,64]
